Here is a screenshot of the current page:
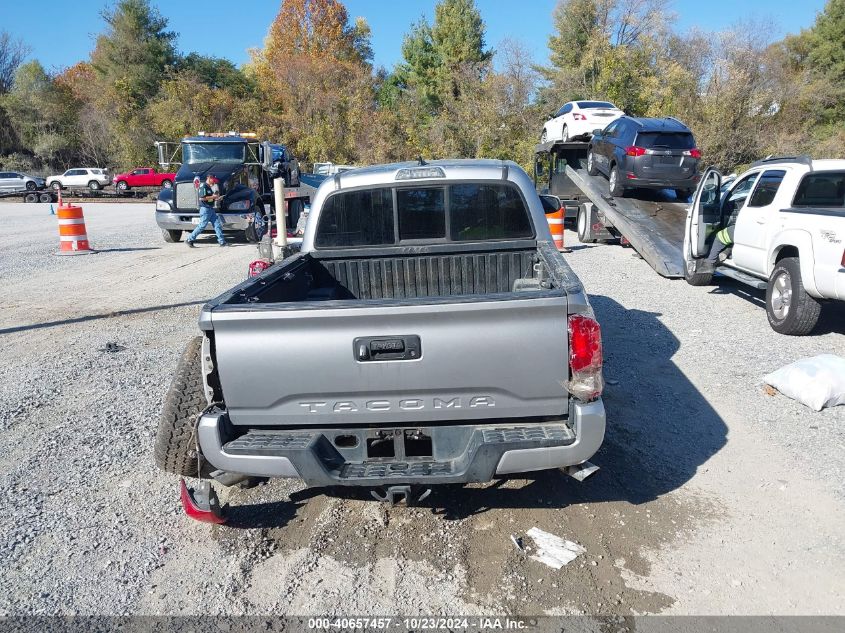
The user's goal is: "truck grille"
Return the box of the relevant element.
[175,183,198,210]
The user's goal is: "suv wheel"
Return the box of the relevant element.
[608,165,625,197]
[25,181,37,191]
[562,125,569,142]
[116,180,129,191]
[766,257,821,335]
[540,129,547,143]
[587,151,599,176]
[50,181,62,191]
[88,180,101,191]
[577,205,596,243]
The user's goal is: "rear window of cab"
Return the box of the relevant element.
[792,172,845,208]
[315,183,534,248]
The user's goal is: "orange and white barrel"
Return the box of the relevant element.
[547,206,565,250]
[56,203,93,255]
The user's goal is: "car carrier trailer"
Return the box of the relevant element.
[534,140,688,278]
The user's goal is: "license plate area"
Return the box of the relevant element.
[191,217,201,225]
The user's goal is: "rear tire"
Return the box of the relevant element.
[587,151,599,176]
[562,125,569,142]
[154,336,212,478]
[577,205,597,243]
[25,192,38,203]
[162,229,182,243]
[684,259,713,286]
[39,193,52,203]
[161,179,173,189]
[766,257,821,335]
[608,165,625,197]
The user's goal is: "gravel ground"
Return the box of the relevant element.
[0,203,843,617]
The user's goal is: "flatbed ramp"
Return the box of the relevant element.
[565,165,687,278]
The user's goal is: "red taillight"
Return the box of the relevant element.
[685,148,702,159]
[573,113,587,121]
[248,259,270,278]
[841,248,845,268]
[625,146,646,157]
[568,314,604,401]
[179,479,226,524]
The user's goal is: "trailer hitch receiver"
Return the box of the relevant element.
[371,485,432,506]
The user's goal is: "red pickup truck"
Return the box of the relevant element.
[113,167,176,191]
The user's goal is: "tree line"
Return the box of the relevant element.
[0,0,843,176]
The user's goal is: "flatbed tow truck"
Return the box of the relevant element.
[534,140,688,278]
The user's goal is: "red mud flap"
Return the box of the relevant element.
[179,478,227,524]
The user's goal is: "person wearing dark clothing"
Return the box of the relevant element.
[186,174,228,247]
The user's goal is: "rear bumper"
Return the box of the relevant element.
[624,174,699,190]
[155,211,251,231]
[197,399,605,486]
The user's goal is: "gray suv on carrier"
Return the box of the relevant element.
[587,116,701,200]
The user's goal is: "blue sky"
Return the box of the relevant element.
[2,0,828,73]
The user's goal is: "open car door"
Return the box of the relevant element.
[683,168,722,263]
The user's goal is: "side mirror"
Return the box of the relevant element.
[540,194,563,214]
[592,129,603,136]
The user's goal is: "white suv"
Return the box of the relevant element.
[46,168,111,191]
[684,157,845,335]
[541,100,624,143]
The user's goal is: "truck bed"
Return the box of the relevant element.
[219,241,565,306]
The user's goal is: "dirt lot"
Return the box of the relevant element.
[0,203,843,616]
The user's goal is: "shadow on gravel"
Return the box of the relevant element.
[0,299,206,335]
[708,279,845,335]
[94,247,161,253]
[223,295,729,525]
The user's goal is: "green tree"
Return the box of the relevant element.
[177,54,256,97]
[2,61,81,168]
[89,0,177,167]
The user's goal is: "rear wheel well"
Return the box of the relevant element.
[774,245,799,263]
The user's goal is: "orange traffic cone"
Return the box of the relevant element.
[547,205,568,252]
[56,202,93,255]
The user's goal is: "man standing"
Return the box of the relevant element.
[186,174,228,247]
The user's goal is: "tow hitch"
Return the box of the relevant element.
[370,485,432,506]
[179,478,226,524]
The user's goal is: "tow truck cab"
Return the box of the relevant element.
[154,132,299,243]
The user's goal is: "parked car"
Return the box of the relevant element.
[587,116,701,199]
[46,168,111,191]
[541,100,624,143]
[683,156,845,335]
[112,167,175,191]
[155,159,606,519]
[0,171,45,192]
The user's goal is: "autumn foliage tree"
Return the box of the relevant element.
[251,0,375,163]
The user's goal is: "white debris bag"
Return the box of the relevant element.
[763,354,845,412]
[526,527,585,569]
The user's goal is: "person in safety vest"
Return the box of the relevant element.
[186,174,229,247]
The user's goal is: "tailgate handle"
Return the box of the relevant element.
[354,336,421,362]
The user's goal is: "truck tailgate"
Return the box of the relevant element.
[210,296,569,427]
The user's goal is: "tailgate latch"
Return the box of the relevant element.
[354,335,421,362]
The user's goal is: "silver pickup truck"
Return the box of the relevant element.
[156,159,606,515]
